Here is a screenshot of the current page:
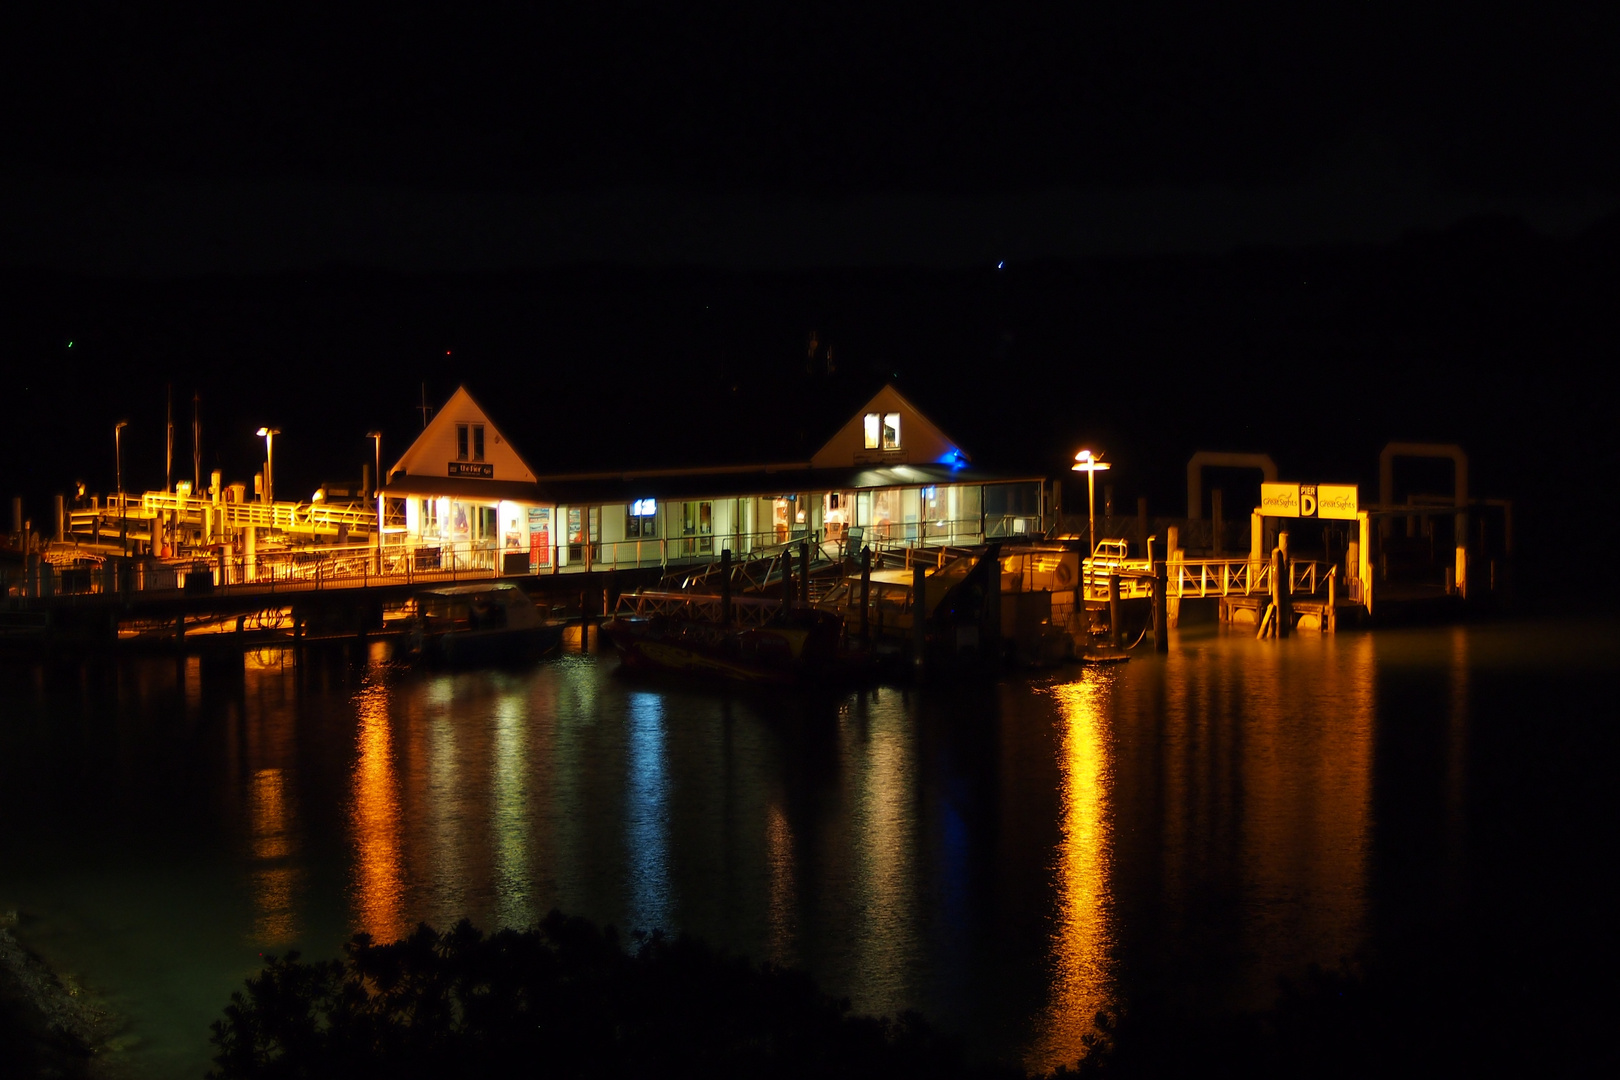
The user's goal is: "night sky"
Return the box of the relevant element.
[3,5,1617,578]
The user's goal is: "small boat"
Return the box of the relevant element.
[404,582,564,667]
[604,600,860,685]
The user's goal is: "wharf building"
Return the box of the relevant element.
[382,383,1048,576]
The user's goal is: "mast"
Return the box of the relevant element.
[192,391,202,493]
[165,385,174,493]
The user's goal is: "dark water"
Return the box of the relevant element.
[1,620,1614,1078]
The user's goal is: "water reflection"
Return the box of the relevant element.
[1116,633,1375,1013]
[625,691,670,932]
[847,689,920,1010]
[6,622,1553,1080]
[248,768,298,943]
[492,690,533,930]
[350,675,405,940]
[1031,671,1116,1070]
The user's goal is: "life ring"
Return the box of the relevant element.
[1054,561,1074,586]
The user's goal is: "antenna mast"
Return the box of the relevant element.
[418,382,434,429]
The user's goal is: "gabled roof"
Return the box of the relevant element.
[387,386,537,492]
[809,384,968,470]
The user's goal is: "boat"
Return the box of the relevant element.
[603,594,861,685]
[404,582,564,667]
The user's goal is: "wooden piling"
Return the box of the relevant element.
[859,546,872,642]
[1108,573,1121,648]
[1327,567,1337,633]
[1152,564,1168,652]
[782,552,794,612]
[720,548,733,626]
[799,540,810,604]
[912,563,927,671]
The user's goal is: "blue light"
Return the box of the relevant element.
[935,448,968,471]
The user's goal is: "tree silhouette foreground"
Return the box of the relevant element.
[208,911,1006,1080]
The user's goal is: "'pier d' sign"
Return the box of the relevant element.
[1260,483,1358,519]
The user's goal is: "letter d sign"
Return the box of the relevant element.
[1299,484,1318,518]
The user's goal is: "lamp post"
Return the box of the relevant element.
[1072,449,1112,560]
[368,430,383,575]
[115,421,129,554]
[256,427,280,504]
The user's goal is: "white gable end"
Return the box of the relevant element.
[389,386,537,483]
[810,385,965,469]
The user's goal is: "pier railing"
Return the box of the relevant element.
[1079,557,1333,601]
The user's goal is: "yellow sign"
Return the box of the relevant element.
[1261,483,1300,516]
[1260,482,1359,519]
[1317,484,1359,519]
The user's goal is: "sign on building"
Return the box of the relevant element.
[1260,483,1358,519]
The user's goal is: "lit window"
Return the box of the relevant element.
[627,498,658,538]
[864,413,880,449]
[456,424,469,461]
[883,412,901,449]
[472,424,485,462]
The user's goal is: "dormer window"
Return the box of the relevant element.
[456,423,486,462]
[864,412,901,450]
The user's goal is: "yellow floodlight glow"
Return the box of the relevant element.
[1072,449,1112,566]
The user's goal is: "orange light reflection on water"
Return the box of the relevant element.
[249,766,298,943]
[1031,672,1116,1072]
[351,677,407,941]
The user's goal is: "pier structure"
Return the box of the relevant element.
[10,382,1048,601]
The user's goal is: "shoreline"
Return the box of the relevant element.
[0,915,113,1079]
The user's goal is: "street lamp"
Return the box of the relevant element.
[256,427,280,504]
[368,430,383,574]
[1072,449,1112,561]
[115,420,129,552]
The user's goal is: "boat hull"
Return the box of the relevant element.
[604,611,858,685]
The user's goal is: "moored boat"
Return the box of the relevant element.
[603,596,861,684]
[404,582,564,667]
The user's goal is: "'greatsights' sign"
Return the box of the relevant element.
[1260,483,1358,519]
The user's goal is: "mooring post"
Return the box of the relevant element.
[912,563,927,671]
[1327,567,1337,633]
[782,552,794,612]
[1166,525,1180,629]
[720,548,733,626]
[984,549,1002,663]
[1272,546,1291,638]
[1108,573,1121,648]
[1249,510,1263,595]
[799,540,810,604]
[859,546,872,642]
[1152,563,1168,652]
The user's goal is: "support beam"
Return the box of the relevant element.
[1187,451,1277,520]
